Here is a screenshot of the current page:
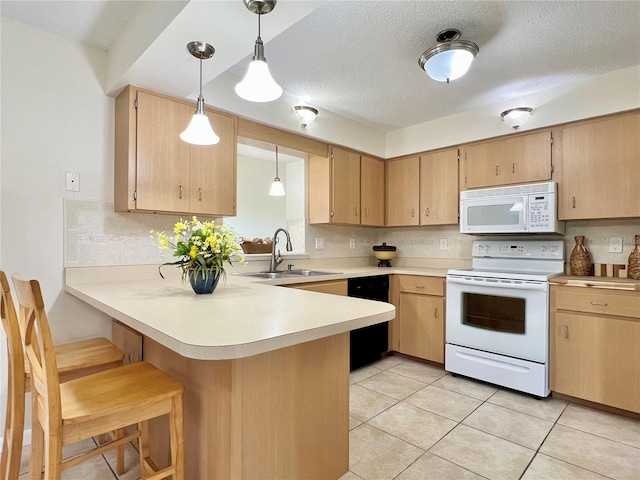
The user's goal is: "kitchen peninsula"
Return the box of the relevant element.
[65,265,395,479]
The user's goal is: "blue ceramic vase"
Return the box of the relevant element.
[189,271,221,294]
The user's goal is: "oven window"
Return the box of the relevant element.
[462,293,525,334]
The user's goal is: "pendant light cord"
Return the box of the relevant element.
[275,146,279,178]
[199,52,203,97]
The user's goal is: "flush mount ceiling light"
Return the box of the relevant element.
[180,41,220,145]
[293,105,318,127]
[501,107,533,129]
[269,145,285,196]
[235,0,283,103]
[418,29,479,83]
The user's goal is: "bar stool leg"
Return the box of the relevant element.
[170,394,185,480]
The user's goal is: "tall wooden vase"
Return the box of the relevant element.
[628,235,640,280]
[570,235,592,276]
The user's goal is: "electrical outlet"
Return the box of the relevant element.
[439,238,448,250]
[315,238,325,250]
[609,237,623,253]
[349,238,356,249]
[65,172,80,192]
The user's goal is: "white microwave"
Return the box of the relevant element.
[460,182,565,234]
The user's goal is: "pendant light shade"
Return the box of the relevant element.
[269,146,285,196]
[501,107,533,129]
[419,29,479,83]
[236,0,282,103]
[181,41,220,145]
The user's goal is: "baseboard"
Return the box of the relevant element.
[0,428,31,448]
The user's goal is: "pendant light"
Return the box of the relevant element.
[235,0,283,103]
[180,41,220,145]
[269,146,285,196]
[418,29,479,83]
[293,105,318,127]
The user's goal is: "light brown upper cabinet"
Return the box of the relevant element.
[386,149,459,227]
[420,149,459,225]
[115,86,237,216]
[460,130,552,189]
[558,111,640,220]
[308,147,384,226]
[386,156,420,226]
[360,155,385,226]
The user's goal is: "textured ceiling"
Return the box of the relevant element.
[0,0,147,51]
[228,1,640,131]
[2,1,639,133]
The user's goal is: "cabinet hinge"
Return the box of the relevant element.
[457,155,460,161]
[133,191,137,201]
[550,136,553,145]
[551,164,555,174]
[133,98,138,109]
[330,153,334,160]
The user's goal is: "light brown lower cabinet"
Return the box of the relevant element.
[285,279,347,296]
[550,285,640,413]
[390,275,445,363]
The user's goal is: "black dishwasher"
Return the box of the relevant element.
[348,275,389,371]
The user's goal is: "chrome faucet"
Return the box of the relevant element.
[268,228,293,272]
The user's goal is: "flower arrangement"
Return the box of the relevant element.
[152,216,244,284]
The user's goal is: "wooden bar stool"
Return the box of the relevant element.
[0,271,126,480]
[11,274,184,480]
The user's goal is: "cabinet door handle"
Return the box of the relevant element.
[590,301,608,306]
[415,285,425,289]
[434,307,438,318]
[563,326,569,339]
[512,163,515,174]
[411,209,415,217]
[495,165,499,176]
[424,208,430,217]
[365,208,369,217]
[179,185,183,199]
[572,196,576,208]
[355,207,359,217]
[198,188,202,201]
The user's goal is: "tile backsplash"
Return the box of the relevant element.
[64,199,639,269]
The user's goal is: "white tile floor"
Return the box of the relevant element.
[345,356,640,480]
[15,355,640,480]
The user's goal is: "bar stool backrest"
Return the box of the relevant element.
[0,271,26,480]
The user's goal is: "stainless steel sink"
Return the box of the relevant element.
[286,269,340,276]
[238,270,340,279]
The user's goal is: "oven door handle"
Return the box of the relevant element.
[446,276,548,291]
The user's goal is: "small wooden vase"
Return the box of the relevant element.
[570,235,592,276]
[628,235,640,280]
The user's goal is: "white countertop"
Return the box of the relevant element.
[65,265,407,361]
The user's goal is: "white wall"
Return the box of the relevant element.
[0,18,116,433]
[386,65,640,158]
[224,155,287,240]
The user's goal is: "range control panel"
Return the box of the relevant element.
[473,240,564,259]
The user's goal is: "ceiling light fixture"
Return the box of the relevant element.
[293,105,318,127]
[418,29,479,83]
[501,107,533,129]
[269,146,285,196]
[180,41,220,145]
[235,0,283,103]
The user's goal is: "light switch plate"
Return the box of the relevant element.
[349,238,356,249]
[65,172,80,192]
[439,238,448,250]
[315,238,325,250]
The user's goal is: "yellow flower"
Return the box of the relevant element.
[189,245,198,259]
[174,222,186,234]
